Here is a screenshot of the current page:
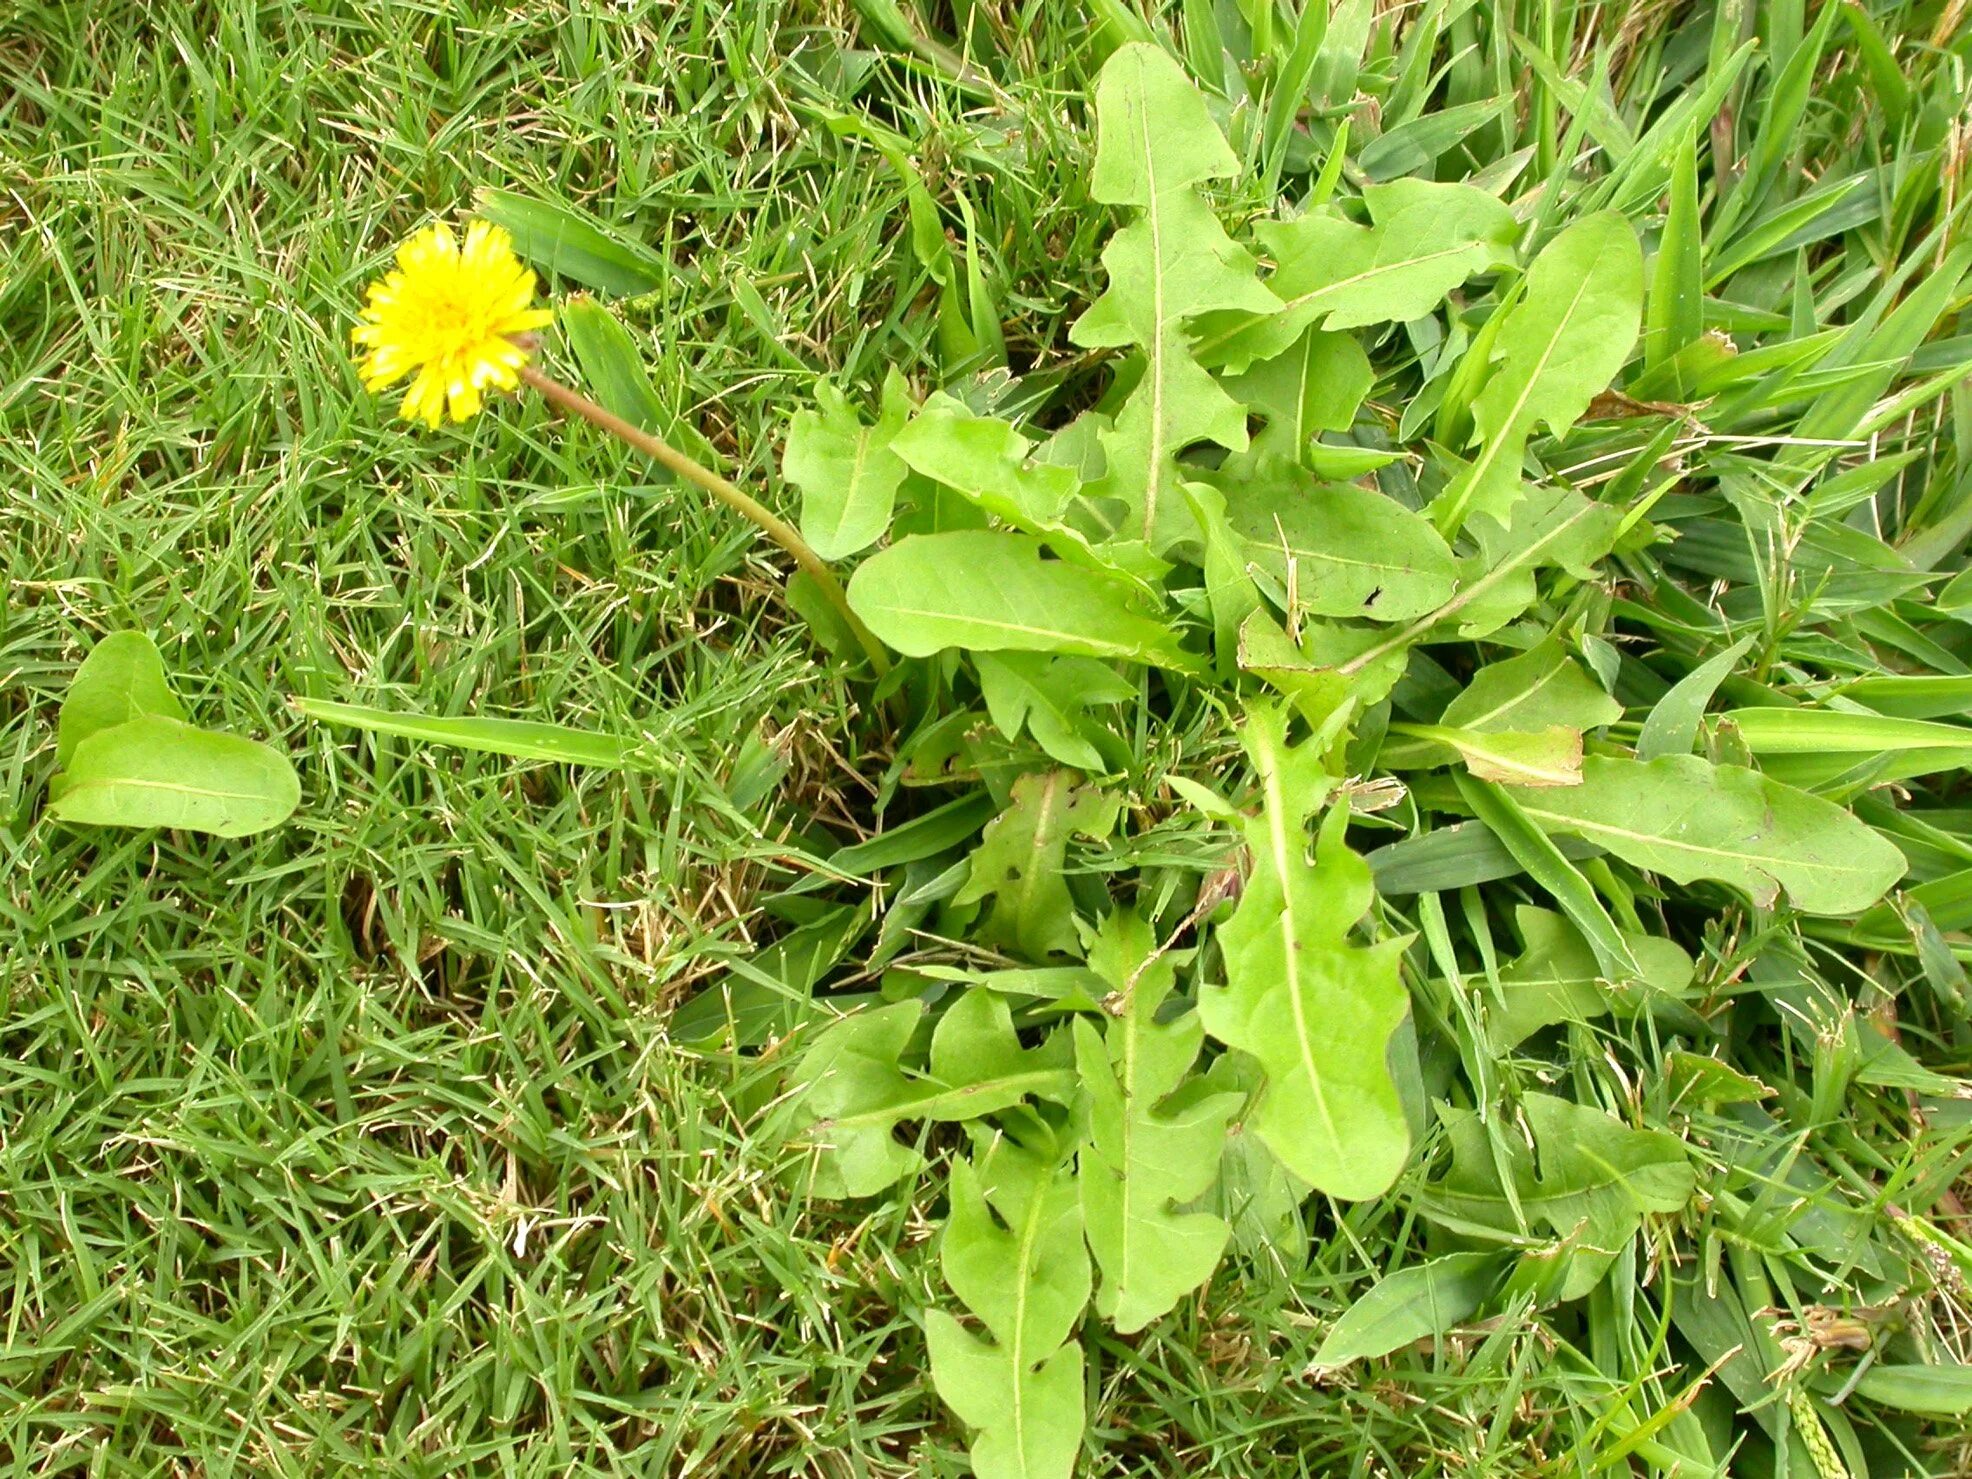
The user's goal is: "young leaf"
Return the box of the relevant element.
[975,654,1134,773]
[1243,609,1407,729]
[1440,639,1624,734]
[1417,1093,1695,1249]
[783,370,912,560]
[1182,483,1264,676]
[295,699,649,770]
[57,631,186,768]
[772,1001,925,1195]
[1075,910,1240,1333]
[1387,722,1583,787]
[891,399,1078,527]
[846,532,1193,668]
[1068,43,1279,551]
[1200,179,1519,372]
[49,715,300,839]
[925,1142,1090,1479]
[953,772,1122,959]
[1306,1252,1505,1376]
[1221,328,1373,466]
[1434,213,1644,533]
[774,994,1077,1198]
[886,399,1158,585]
[1509,755,1906,916]
[1485,906,1695,1050]
[1198,704,1412,1199]
[1218,459,1459,622]
[1450,485,1626,639]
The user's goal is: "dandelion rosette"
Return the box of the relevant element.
[351,220,554,427]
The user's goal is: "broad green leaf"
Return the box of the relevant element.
[560,296,718,471]
[1484,906,1696,1050]
[887,400,1158,585]
[1068,43,1279,551]
[1075,910,1240,1333]
[1219,460,1458,622]
[1382,639,1620,785]
[1435,213,1644,533]
[1635,637,1757,762]
[1664,1051,1771,1108]
[1198,705,1411,1199]
[50,715,299,839]
[772,994,1076,1198]
[846,532,1192,667]
[1243,608,1410,727]
[1461,776,1644,984]
[1441,639,1624,735]
[783,370,912,560]
[1221,328,1373,467]
[1418,1093,1695,1250]
[1509,755,1906,915]
[1235,610,1362,733]
[1307,1252,1504,1376]
[891,399,1077,527]
[1451,485,1626,639]
[473,187,670,297]
[1182,482,1264,677]
[1208,1058,1312,1265]
[952,772,1121,959]
[926,1143,1089,1479]
[975,654,1134,773]
[1387,723,1583,787]
[770,1001,924,1196]
[1201,179,1519,372]
[57,631,185,768]
[1307,444,1402,479]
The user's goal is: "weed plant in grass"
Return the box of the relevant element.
[5,3,1972,1478]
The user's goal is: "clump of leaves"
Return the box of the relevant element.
[268,10,1972,1474]
[741,35,1972,1479]
[48,632,298,838]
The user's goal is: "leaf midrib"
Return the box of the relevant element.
[1514,800,1867,881]
[1258,725,1341,1157]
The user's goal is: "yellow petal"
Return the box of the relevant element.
[352,218,548,429]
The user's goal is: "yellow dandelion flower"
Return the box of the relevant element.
[351,220,554,428]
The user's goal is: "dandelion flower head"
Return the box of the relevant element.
[351,220,553,427]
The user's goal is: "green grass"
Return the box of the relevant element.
[0,2,972,1469]
[5,1,1972,1475]
[0,4,1283,1471]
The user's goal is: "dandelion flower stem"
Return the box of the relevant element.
[520,365,890,677]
